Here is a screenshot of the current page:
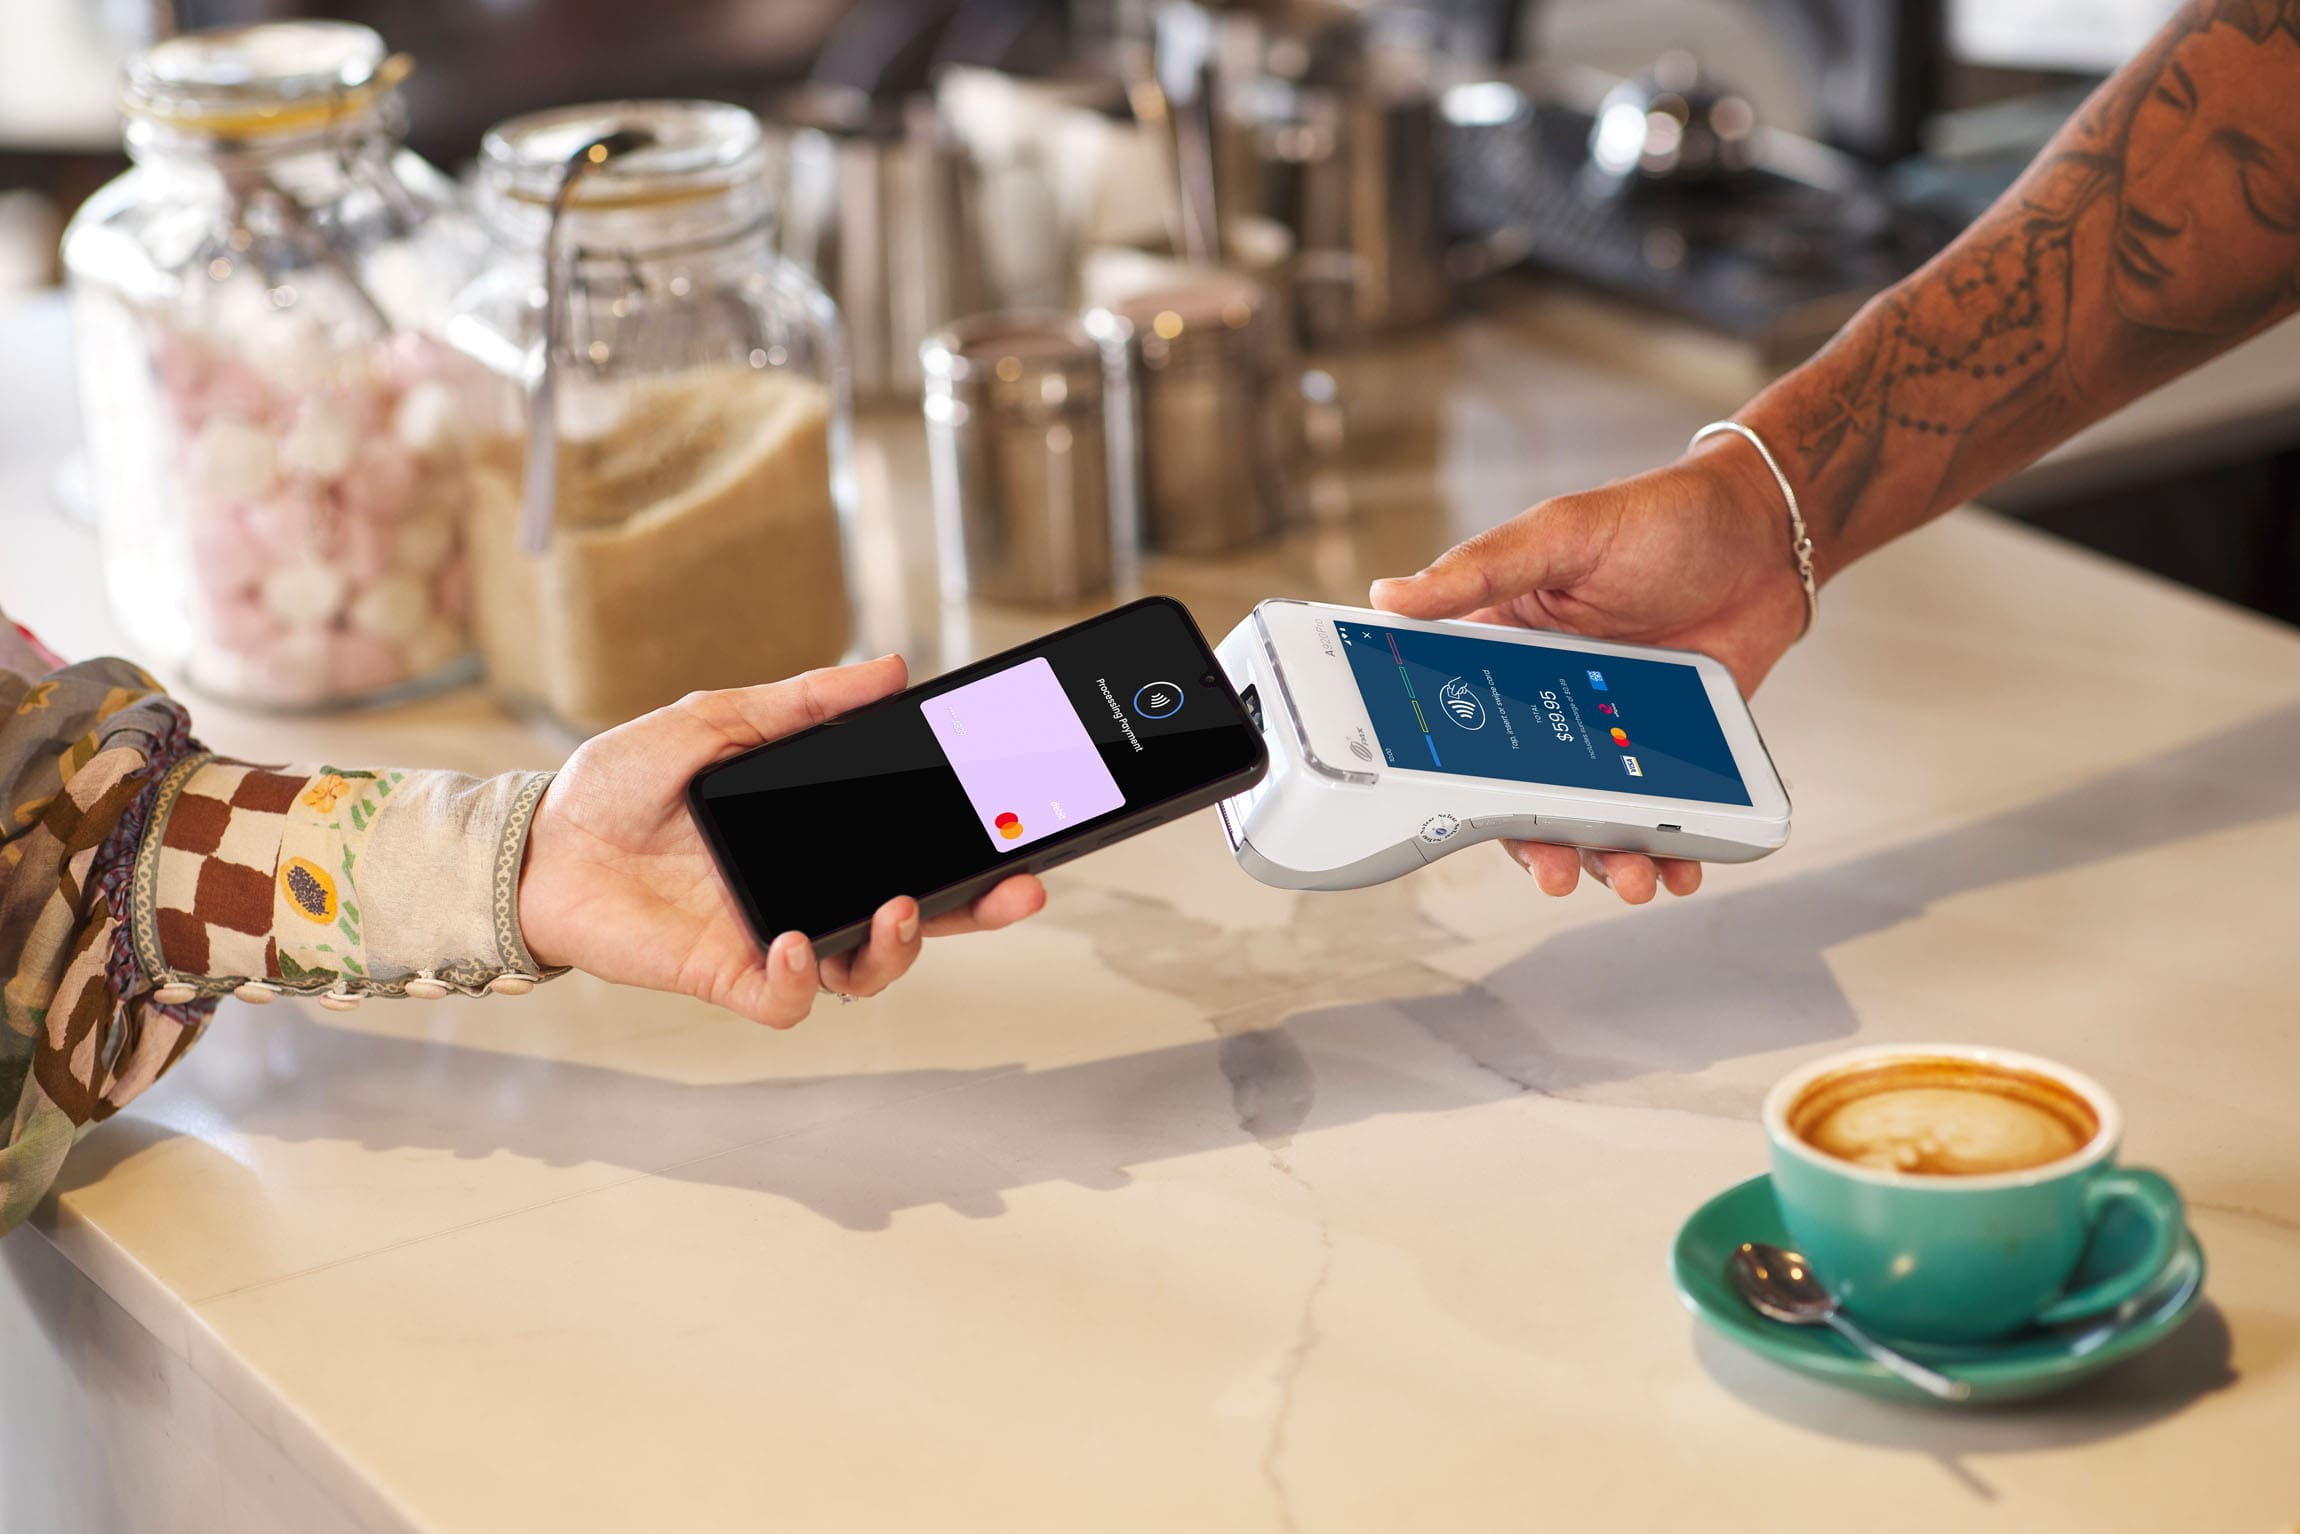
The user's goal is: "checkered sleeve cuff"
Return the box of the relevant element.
[129,755,564,1004]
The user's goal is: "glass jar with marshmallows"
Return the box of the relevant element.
[64,22,495,709]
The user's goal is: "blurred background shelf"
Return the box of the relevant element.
[4,0,2293,629]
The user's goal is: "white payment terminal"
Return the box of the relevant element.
[1213,600,1790,890]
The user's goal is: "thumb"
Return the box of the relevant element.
[1370,497,1607,620]
[686,654,910,749]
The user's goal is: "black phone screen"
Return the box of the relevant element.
[689,597,1265,948]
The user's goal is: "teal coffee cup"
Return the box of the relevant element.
[1762,1044,2184,1345]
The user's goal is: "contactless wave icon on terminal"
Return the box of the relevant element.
[1436,677,1486,731]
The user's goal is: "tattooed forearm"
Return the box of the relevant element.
[1737,0,2300,577]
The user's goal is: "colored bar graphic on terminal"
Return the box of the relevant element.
[1387,630,1442,766]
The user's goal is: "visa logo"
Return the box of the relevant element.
[1622,755,1643,777]
[1587,670,1608,691]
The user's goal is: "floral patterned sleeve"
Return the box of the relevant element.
[0,608,557,1235]
[132,757,558,1004]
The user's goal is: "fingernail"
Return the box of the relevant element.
[780,935,810,972]
[1580,851,1613,889]
[897,911,919,943]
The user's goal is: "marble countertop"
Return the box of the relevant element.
[5,293,2299,1532]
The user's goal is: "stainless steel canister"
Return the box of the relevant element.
[764,86,986,404]
[1086,273,1283,554]
[921,312,1122,608]
[1225,76,1448,346]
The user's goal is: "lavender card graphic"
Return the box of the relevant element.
[923,657,1125,853]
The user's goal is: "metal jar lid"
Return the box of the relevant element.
[1085,273,1273,375]
[921,312,1107,424]
[121,21,409,144]
[480,100,767,218]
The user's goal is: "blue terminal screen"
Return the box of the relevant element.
[1337,622,1752,806]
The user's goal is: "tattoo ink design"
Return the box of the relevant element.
[1764,0,2300,552]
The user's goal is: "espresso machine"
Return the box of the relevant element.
[1434,0,1970,357]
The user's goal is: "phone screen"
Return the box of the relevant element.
[1336,621,1751,806]
[691,598,1264,944]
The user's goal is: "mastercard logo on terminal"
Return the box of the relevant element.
[1610,727,1630,746]
[994,811,1024,840]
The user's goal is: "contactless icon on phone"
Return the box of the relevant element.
[1133,681,1184,719]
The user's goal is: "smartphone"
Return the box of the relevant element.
[688,596,1268,957]
[1215,599,1788,889]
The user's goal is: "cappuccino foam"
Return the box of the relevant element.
[1789,1058,2098,1176]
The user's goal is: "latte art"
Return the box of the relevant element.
[1788,1058,2099,1176]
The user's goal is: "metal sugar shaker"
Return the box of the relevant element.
[921,313,1126,609]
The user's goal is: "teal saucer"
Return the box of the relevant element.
[1671,1173,2205,1406]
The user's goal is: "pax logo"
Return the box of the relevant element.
[1437,677,1486,731]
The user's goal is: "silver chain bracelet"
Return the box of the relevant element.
[1688,420,1820,637]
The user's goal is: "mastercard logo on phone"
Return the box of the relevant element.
[994,811,1024,840]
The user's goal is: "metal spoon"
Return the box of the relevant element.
[518,126,658,555]
[1729,1241,1971,1402]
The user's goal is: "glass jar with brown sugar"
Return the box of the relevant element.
[450,99,855,733]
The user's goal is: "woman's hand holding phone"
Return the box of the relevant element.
[517,656,1046,1027]
[1371,443,1810,904]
